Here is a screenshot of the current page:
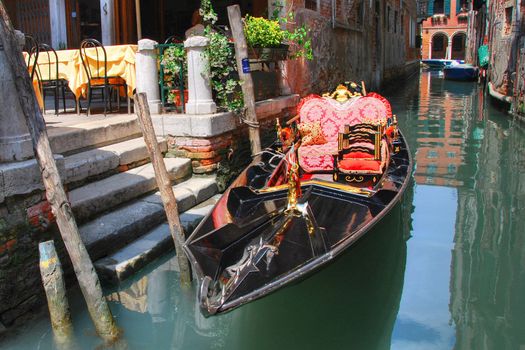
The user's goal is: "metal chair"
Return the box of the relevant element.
[164,35,183,44]
[79,38,130,116]
[35,44,70,115]
[23,35,39,82]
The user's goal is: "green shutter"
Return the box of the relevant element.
[445,0,451,15]
[456,0,461,15]
[428,0,434,15]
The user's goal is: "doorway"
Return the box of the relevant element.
[66,0,101,48]
[431,33,448,59]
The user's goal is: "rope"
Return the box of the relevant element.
[241,116,260,128]
[240,107,260,129]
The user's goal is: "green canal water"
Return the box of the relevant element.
[1,70,524,349]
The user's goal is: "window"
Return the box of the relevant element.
[504,7,513,35]
[356,0,364,26]
[394,11,398,33]
[386,6,390,31]
[452,34,465,51]
[434,0,444,14]
[401,14,404,34]
[305,0,318,11]
[432,35,444,51]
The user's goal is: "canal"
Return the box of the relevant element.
[1,70,524,349]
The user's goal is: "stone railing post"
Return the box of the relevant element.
[136,39,161,114]
[184,36,216,114]
[0,30,34,162]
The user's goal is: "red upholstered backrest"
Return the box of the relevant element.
[298,94,389,142]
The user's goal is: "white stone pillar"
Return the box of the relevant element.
[49,0,67,49]
[100,0,115,46]
[184,36,216,115]
[0,31,34,162]
[446,37,452,60]
[136,39,161,114]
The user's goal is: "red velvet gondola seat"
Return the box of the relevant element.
[297,93,390,173]
[334,123,389,181]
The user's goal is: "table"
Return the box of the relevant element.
[24,44,138,109]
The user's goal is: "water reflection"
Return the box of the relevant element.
[389,71,525,350]
[450,103,525,349]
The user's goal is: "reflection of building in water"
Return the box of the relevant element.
[414,73,480,187]
[450,114,525,349]
[106,256,232,349]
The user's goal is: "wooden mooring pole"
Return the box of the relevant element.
[134,93,192,286]
[227,4,262,156]
[0,4,119,342]
[39,241,76,349]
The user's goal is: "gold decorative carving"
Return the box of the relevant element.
[345,175,365,183]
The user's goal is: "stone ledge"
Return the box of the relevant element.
[153,94,300,138]
[0,156,65,203]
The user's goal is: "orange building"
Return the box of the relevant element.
[421,0,469,60]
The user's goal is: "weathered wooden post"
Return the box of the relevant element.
[227,4,262,156]
[0,4,119,342]
[39,241,76,350]
[134,93,192,286]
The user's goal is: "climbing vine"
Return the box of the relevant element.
[200,0,244,113]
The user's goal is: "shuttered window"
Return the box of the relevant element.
[444,0,451,15]
[428,0,434,15]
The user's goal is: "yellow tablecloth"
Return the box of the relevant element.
[76,45,137,98]
[24,44,137,106]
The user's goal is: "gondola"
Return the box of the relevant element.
[183,83,413,316]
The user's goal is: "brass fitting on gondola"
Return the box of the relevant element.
[287,163,300,210]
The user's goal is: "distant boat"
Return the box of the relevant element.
[443,63,479,81]
[421,59,464,69]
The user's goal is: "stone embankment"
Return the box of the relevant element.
[0,114,218,327]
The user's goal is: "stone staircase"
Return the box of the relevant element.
[47,114,218,284]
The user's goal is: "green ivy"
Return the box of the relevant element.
[267,1,314,60]
[160,45,186,104]
[201,0,244,113]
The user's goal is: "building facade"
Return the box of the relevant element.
[421,0,469,60]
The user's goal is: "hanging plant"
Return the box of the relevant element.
[199,0,244,114]
[243,3,313,61]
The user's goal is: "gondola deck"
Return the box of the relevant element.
[184,84,412,316]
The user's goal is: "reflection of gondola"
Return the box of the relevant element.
[228,202,409,349]
[184,84,413,315]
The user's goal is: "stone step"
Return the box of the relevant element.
[48,114,141,155]
[94,194,220,283]
[79,176,218,262]
[64,137,167,184]
[70,158,192,222]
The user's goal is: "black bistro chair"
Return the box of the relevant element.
[23,35,39,82]
[35,44,70,115]
[79,38,130,116]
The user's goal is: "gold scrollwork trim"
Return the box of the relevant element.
[345,175,365,183]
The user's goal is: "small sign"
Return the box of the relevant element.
[241,58,250,73]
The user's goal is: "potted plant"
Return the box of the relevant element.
[243,12,313,62]
[160,44,187,108]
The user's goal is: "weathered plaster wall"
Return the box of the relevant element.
[487,0,517,96]
[284,0,417,95]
